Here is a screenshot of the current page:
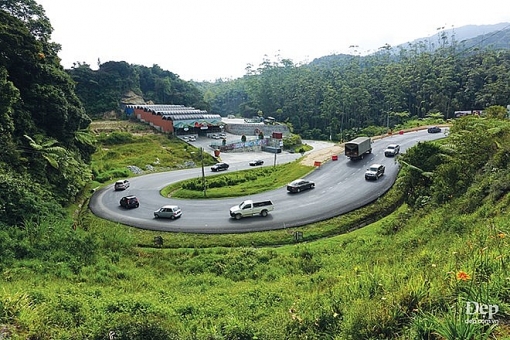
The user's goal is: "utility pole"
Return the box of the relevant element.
[201,147,206,197]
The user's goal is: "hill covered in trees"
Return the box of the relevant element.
[200,39,510,140]
[66,24,510,144]
[0,1,94,226]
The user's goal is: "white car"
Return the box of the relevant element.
[154,205,182,219]
[384,144,400,157]
[114,179,130,191]
[365,164,385,180]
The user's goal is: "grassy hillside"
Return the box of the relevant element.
[0,117,509,339]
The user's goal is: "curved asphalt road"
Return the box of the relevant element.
[89,130,445,233]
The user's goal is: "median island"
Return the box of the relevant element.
[161,161,315,199]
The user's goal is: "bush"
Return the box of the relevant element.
[98,131,135,145]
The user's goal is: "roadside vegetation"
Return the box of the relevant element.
[90,123,217,186]
[1,116,510,339]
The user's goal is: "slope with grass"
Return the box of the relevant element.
[0,117,508,339]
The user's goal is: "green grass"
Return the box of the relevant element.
[161,161,314,199]
[2,120,509,339]
[2,190,508,339]
[91,133,217,183]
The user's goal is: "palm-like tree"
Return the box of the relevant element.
[23,134,68,169]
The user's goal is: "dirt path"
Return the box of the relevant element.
[300,144,345,166]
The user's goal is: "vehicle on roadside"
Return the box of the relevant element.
[229,200,274,219]
[384,144,400,157]
[427,126,441,133]
[114,179,130,191]
[249,159,264,166]
[188,136,196,141]
[154,205,182,219]
[211,162,229,172]
[120,195,139,208]
[345,137,372,160]
[365,164,385,180]
[287,179,315,193]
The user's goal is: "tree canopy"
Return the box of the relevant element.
[201,40,510,141]
[0,3,93,225]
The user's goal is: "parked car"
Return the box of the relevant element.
[154,205,182,219]
[427,126,441,133]
[287,179,315,193]
[249,159,264,166]
[365,164,385,180]
[114,179,130,191]
[120,195,139,208]
[211,162,229,172]
[384,144,400,157]
[188,136,196,141]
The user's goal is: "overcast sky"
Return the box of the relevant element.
[36,0,510,82]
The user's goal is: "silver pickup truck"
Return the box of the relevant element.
[229,200,274,220]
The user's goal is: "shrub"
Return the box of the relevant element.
[99,132,134,145]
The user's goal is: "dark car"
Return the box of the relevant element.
[365,164,385,180]
[114,179,130,191]
[211,162,229,172]
[427,126,441,133]
[287,179,315,193]
[119,195,139,209]
[249,159,264,166]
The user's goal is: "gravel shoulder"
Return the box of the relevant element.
[300,144,345,166]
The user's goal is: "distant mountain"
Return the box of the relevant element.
[310,22,510,68]
[461,26,510,50]
[402,22,510,50]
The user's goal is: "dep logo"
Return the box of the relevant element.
[465,301,499,324]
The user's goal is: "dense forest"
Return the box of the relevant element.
[68,28,510,142]
[0,0,94,226]
[68,61,208,117]
[201,40,510,140]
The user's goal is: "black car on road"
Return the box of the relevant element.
[287,179,315,193]
[120,195,139,208]
[427,126,441,133]
[211,162,229,172]
[249,159,264,166]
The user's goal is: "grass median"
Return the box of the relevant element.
[161,161,315,199]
